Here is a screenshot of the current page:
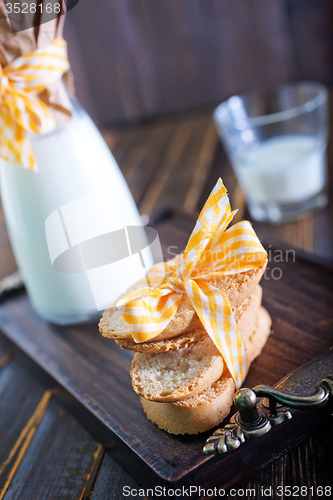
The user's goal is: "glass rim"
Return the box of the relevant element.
[214,81,328,128]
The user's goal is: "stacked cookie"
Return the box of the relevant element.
[99,257,271,434]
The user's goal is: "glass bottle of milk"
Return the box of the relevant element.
[0,101,154,325]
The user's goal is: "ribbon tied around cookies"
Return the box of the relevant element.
[117,179,267,388]
[0,38,70,170]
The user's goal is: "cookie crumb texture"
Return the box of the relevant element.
[131,338,223,402]
[140,307,271,434]
[141,368,235,435]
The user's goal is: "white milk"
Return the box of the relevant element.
[234,135,326,205]
[0,103,154,324]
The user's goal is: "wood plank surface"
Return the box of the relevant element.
[0,336,12,372]
[0,203,16,281]
[0,343,104,500]
[1,331,332,499]
[3,397,103,500]
[91,453,139,500]
[242,421,333,499]
[0,356,50,499]
[0,210,332,493]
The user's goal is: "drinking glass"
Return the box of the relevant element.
[214,82,329,223]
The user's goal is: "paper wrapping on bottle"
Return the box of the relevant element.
[0,0,72,123]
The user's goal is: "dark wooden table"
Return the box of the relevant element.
[0,104,332,499]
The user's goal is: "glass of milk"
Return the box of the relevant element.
[0,100,155,325]
[214,82,329,223]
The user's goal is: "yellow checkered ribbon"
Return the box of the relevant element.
[0,38,70,170]
[117,179,267,388]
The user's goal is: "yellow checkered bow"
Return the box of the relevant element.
[117,179,267,388]
[0,38,69,170]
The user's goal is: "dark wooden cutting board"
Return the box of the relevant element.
[0,210,332,493]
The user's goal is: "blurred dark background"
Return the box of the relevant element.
[64,0,333,127]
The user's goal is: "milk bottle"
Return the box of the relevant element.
[0,102,154,324]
